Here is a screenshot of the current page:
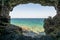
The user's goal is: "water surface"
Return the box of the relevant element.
[11,18,45,33]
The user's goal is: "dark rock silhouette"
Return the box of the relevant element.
[0,0,60,40]
[0,24,23,40]
[44,15,60,40]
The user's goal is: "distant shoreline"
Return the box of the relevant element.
[11,18,46,19]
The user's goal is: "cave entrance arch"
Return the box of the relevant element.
[0,0,59,25]
[10,3,56,34]
[0,0,60,36]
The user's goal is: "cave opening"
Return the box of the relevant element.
[0,0,60,40]
[9,3,56,36]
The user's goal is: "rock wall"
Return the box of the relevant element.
[44,15,60,40]
[0,0,60,40]
[44,3,60,39]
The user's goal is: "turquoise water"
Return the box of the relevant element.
[11,18,45,33]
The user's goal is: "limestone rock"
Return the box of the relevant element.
[0,24,23,40]
[44,15,60,39]
[0,0,60,40]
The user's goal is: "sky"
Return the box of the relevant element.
[10,3,56,18]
